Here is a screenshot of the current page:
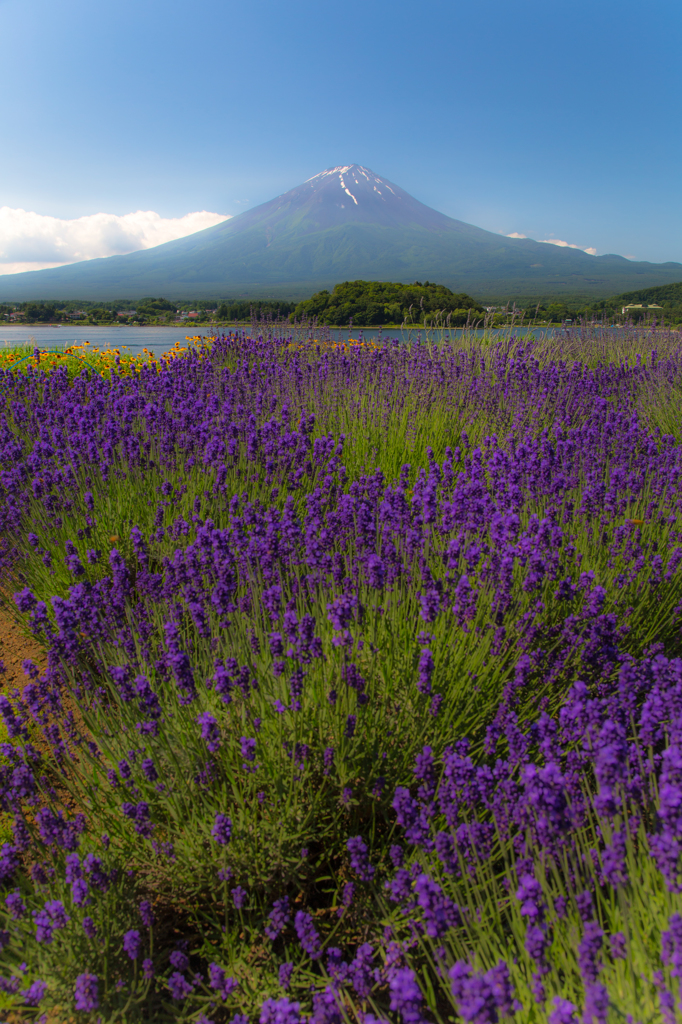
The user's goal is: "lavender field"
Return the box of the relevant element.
[2,328,682,1022]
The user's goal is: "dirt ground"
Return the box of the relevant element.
[0,599,47,695]
[0,605,83,1024]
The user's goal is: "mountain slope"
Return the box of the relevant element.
[1,165,681,301]
[608,281,682,307]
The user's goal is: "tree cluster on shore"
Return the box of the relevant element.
[3,278,682,327]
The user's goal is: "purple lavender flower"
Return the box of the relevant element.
[347,836,375,881]
[123,929,141,960]
[415,873,460,937]
[419,589,440,623]
[344,714,356,739]
[5,892,25,919]
[548,998,579,1024]
[576,890,594,922]
[74,973,99,1011]
[165,623,197,705]
[578,921,604,985]
[211,813,232,845]
[71,878,90,906]
[139,899,154,926]
[389,967,426,1024]
[22,979,47,1006]
[417,649,434,695]
[232,885,247,909]
[326,594,357,631]
[349,942,373,997]
[294,910,322,960]
[82,916,97,939]
[260,997,303,1024]
[142,958,154,980]
[515,873,544,923]
[170,950,189,972]
[278,962,294,990]
[33,900,69,944]
[366,555,386,589]
[0,696,27,740]
[121,800,153,838]
[265,896,291,941]
[141,757,158,781]
[168,971,194,1000]
[198,711,221,753]
[583,982,609,1023]
[240,737,256,762]
[338,881,355,917]
[208,962,239,999]
[449,960,517,1022]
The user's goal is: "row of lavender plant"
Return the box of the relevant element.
[0,331,682,1021]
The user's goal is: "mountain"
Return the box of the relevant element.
[1,165,681,302]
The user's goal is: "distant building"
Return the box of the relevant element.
[622,303,664,314]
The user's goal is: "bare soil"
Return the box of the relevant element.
[0,599,46,695]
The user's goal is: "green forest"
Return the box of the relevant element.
[292,280,484,326]
[3,280,682,327]
[577,281,682,323]
[0,298,297,325]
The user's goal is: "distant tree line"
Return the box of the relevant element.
[3,280,682,326]
[292,280,484,326]
[216,300,296,321]
[0,297,298,324]
[516,282,682,324]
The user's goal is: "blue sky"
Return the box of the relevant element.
[1,0,680,271]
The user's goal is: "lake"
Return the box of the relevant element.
[0,322,557,357]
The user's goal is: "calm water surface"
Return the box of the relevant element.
[0,323,556,357]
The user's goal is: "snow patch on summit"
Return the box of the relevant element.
[305,165,354,182]
[302,164,401,205]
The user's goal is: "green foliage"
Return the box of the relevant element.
[293,280,484,326]
[134,297,176,317]
[21,301,58,322]
[612,280,682,306]
[561,279,682,324]
[216,300,297,321]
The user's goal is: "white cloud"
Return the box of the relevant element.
[0,208,231,275]
[538,238,596,256]
[504,231,597,256]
